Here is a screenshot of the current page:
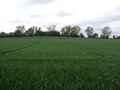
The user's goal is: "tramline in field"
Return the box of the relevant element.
[0,37,120,89]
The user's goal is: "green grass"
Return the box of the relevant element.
[0,37,120,90]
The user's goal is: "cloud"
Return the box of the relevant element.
[24,0,57,5]
[79,9,120,27]
[7,20,24,23]
[56,12,73,17]
[42,22,61,28]
[74,7,120,36]
[29,14,48,18]
[7,19,33,24]
[97,14,120,25]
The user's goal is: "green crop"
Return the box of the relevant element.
[0,37,120,90]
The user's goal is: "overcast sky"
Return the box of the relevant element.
[0,0,120,36]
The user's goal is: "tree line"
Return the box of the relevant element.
[0,25,119,39]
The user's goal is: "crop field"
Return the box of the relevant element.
[0,37,120,90]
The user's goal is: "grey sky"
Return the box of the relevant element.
[24,0,57,5]
[56,12,73,17]
[0,0,120,36]
[29,14,48,18]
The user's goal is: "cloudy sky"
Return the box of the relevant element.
[0,0,120,36]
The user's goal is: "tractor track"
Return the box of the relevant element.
[66,40,104,56]
[0,40,41,56]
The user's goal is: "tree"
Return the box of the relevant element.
[101,26,112,39]
[14,30,22,36]
[113,35,116,39]
[93,33,99,38]
[61,25,72,36]
[47,25,56,31]
[35,27,44,36]
[85,26,94,38]
[80,33,84,38]
[100,35,103,38]
[47,31,60,36]
[71,26,81,37]
[47,25,56,36]
[16,25,25,34]
[14,25,26,36]
[26,27,36,36]
[61,25,81,37]
[61,27,65,36]
[53,31,60,36]
[9,32,14,37]
[0,32,7,37]
[116,36,120,39]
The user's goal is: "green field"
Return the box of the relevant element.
[0,37,120,90]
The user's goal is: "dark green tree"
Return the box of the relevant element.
[14,30,22,36]
[9,32,14,37]
[35,27,44,36]
[80,33,84,38]
[0,32,7,37]
[93,33,99,38]
[113,35,116,39]
[26,27,35,36]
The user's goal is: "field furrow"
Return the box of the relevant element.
[0,37,120,90]
[0,40,41,56]
[66,40,108,57]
